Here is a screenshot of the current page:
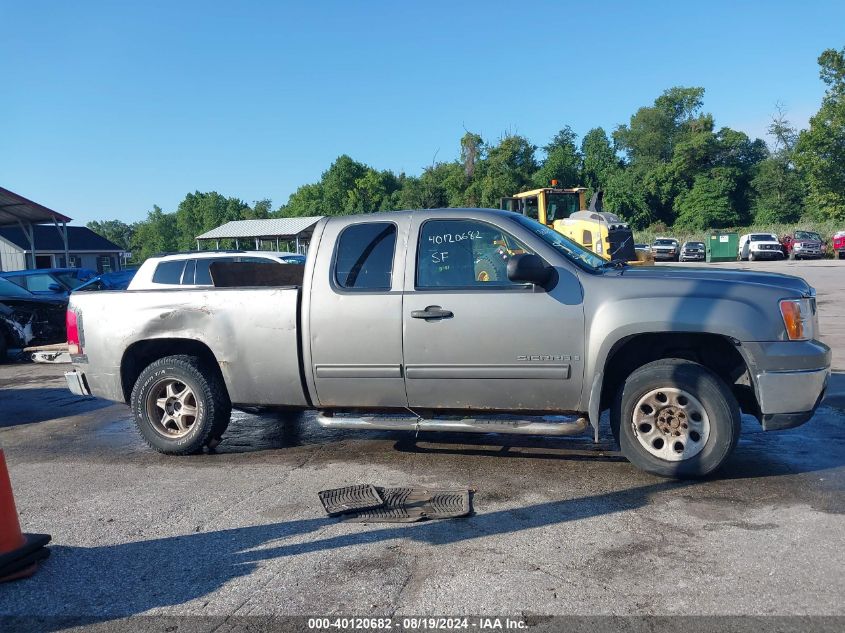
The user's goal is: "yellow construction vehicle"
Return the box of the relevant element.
[500,183,651,265]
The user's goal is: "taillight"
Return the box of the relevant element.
[67,310,81,355]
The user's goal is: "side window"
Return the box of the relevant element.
[334,223,396,290]
[25,274,59,292]
[416,219,533,288]
[582,230,593,248]
[152,260,186,285]
[194,258,226,285]
[181,259,196,285]
[524,196,539,220]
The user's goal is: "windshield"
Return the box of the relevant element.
[750,234,777,241]
[545,192,580,222]
[654,239,677,246]
[510,214,607,270]
[0,277,35,298]
[685,242,704,248]
[794,231,821,241]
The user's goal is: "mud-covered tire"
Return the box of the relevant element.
[610,359,740,479]
[130,355,231,455]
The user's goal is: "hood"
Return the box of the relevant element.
[616,265,812,296]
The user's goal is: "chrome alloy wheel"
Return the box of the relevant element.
[146,379,199,438]
[631,387,711,462]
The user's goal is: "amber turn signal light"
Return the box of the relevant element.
[779,300,805,341]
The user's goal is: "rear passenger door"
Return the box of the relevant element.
[307,219,409,408]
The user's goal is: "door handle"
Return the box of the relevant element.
[411,305,453,320]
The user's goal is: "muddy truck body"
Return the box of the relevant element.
[65,209,830,478]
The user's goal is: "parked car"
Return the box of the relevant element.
[65,209,830,479]
[73,269,137,292]
[0,268,97,298]
[781,231,825,260]
[834,231,845,260]
[680,241,706,262]
[127,251,303,290]
[651,238,680,262]
[634,243,651,253]
[0,277,66,360]
[739,233,784,261]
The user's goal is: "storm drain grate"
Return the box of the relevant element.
[319,485,473,523]
[318,484,384,516]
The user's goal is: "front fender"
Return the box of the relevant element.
[580,293,780,413]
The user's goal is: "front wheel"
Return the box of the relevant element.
[130,355,231,455]
[610,359,740,478]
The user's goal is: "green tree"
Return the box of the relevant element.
[86,219,134,251]
[246,199,272,219]
[795,47,845,220]
[533,125,580,188]
[675,169,741,229]
[614,87,709,164]
[131,205,178,261]
[474,134,538,208]
[175,191,250,250]
[603,166,654,228]
[280,183,324,217]
[751,109,804,223]
[580,127,618,192]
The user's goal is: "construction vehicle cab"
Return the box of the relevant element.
[500,185,644,264]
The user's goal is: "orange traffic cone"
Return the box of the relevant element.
[0,448,50,582]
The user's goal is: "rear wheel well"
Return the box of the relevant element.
[121,339,225,403]
[599,333,758,418]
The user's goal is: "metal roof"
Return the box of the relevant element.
[0,186,73,226]
[196,217,323,240]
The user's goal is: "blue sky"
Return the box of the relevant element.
[2,0,843,225]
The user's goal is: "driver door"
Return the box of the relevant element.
[402,214,584,412]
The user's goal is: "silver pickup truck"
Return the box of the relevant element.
[65,209,830,478]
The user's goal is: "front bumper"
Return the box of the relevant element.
[793,249,823,258]
[681,253,704,260]
[742,340,831,431]
[751,249,784,259]
[65,370,92,397]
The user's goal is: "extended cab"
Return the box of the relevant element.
[64,209,831,478]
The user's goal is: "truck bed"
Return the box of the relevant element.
[70,287,308,407]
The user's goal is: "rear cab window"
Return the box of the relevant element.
[152,260,186,285]
[334,222,397,290]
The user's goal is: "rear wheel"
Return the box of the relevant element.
[610,359,740,478]
[130,355,231,455]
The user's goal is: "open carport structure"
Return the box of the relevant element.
[0,186,72,270]
[195,217,323,254]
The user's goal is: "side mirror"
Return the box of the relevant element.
[507,254,553,287]
[48,284,64,292]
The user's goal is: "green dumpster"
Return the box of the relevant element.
[706,232,738,262]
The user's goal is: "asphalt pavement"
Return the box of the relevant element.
[0,259,843,628]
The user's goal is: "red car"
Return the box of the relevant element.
[834,231,845,260]
[780,230,825,260]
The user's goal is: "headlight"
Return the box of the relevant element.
[779,298,814,340]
